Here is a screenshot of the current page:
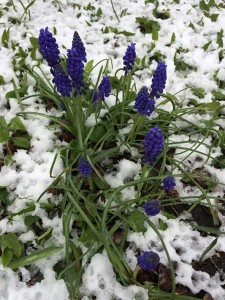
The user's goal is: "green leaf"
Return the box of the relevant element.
[2,233,22,257]
[127,211,146,232]
[108,26,118,34]
[191,87,205,99]
[0,116,9,143]
[6,85,28,100]
[85,20,92,27]
[170,32,176,44]
[1,28,10,47]
[69,139,82,162]
[200,101,221,112]
[79,226,95,243]
[4,155,14,166]
[97,7,102,16]
[119,30,135,37]
[152,23,158,41]
[188,22,195,30]
[36,228,53,244]
[161,211,176,219]
[199,238,217,264]
[85,195,98,218]
[23,0,36,14]
[174,58,193,71]
[212,89,225,100]
[203,41,212,51]
[136,17,160,35]
[0,75,5,85]
[89,125,106,143]
[141,56,146,68]
[200,0,210,12]
[2,248,13,267]
[110,76,120,89]
[29,37,39,47]
[103,26,109,34]
[93,177,110,190]
[0,187,9,205]
[84,60,94,76]
[8,246,62,269]
[209,14,219,22]
[159,219,168,231]
[153,7,170,19]
[11,135,31,149]
[217,29,224,48]
[18,46,26,58]
[24,215,40,227]
[30,47,37,60]
[9,116,26,131]
[190,222,225,235]
[10,203,35,217]
[85,3,95,10]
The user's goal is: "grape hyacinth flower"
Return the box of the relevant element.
[134,86,155,116]
[143,199,160,216]
[66,47,84,94]
[162,176,176,192]
[78,157,92,178]
[92,76,111,106]
[52,64,72,97]
[72,31,87,62]
[138,251,160,271]
[123,42,136,75]
[38,27,60,68]
[143,125,164,166]
[150,61,167,99]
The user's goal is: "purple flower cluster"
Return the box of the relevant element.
[138,251,160,271]
[143,125,164,166]
[162,176,176,192]
[72,31,87,63]
[143,199,160,216]
[52,64,72,97]
[134,86,155,116]
[78,157,92,178]
[93,76,111,106]
[123,42,136,75]
[38,28,87,97]
[38,27,60,68]
[66,47,84,94]
[150,61,167,99]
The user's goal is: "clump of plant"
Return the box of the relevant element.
[10,26,223,299]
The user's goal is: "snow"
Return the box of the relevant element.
[0,266,69,300]
[80,251,148,300]
[1,0,225,299]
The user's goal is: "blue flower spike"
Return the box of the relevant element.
[150,61,167,99]
[143,199,160,216]
[93,75,111,106]
[138,251,160,271]
[162,176,176,192]
[134,86,155,116]
[52,64,72,97]
[78,157,93,178]
[66,47,84,94]
[38,27,60,68]
[72,31,87,63]
[98,76,111,99]
[123,42,136,75]
[143,125,164,166]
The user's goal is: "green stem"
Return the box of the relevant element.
[110,0,120,23]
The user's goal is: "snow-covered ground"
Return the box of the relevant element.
[1,0,225,299]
